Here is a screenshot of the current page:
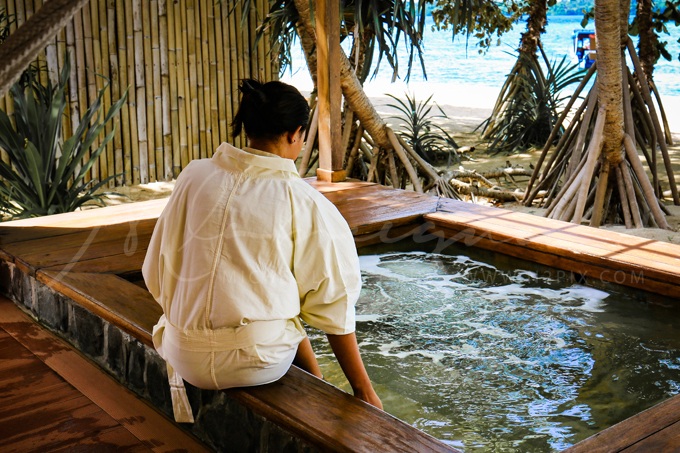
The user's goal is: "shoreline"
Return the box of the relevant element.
[103,85,680,242]
[283,76,680,137]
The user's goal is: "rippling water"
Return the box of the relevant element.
[283,15,680,98]
[309,248,680,452]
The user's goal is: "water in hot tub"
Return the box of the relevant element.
[308,251,680,452]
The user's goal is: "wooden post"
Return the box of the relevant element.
[315,0,345,182]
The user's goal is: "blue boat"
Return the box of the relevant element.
[573,29,596,68]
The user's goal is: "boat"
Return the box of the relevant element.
[573,29,596,68]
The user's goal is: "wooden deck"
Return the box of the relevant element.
[0,296,209,452]
[0,178,679,451]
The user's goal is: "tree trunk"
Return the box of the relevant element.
[596,0,625,165]
[519,0,547,55]
[636,0,656,82]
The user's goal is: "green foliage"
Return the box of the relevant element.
[0,8,11,45]
[228,0,428,82]
[341,0,428,82]
[0,59,127,219]
[387,92,460,166]
[430,0,528,51]
[480,52,585,155]
[630,0,680,62]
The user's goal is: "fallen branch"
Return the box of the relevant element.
[448,179,525,202]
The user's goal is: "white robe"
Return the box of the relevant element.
[143,143,361,422]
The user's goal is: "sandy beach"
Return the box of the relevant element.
[105,83,680,243]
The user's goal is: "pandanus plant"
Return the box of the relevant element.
[0,57,127,219]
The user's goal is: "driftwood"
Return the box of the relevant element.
[448,178,525,202]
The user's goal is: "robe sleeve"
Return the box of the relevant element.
[292,188,360,335]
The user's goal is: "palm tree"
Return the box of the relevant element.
[524,0,677,228]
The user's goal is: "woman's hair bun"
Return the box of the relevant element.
[232,78,310,140]
[240,79,266,104]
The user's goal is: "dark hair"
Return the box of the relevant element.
[231,79,310,140]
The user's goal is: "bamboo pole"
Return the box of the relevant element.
[207,0,219,153]
[198,0,211,155]
[96,0,114,185]
[116,2,139,185]
[150,0,163,181]
[65,20,80,140]
[226,0,238,134]
[195,0,207,158]
[73,8,88,180]
[221,1,235,144]
[82,1,97,182]
[142,0,157,181]
[43,0,60,86]
[185,0,200,161]
[133,0,149,183]
[166,0,182,178]
[113,0,129,185]
[177,0,191,170]
[29,0,49,88]
[157,0,171,181]
[3,0,18,124]
[236,0,247,79]
[107,0,123,185]
[213,0,227,143]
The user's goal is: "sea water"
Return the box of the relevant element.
[308,248,680,452]
[282,15,680,104]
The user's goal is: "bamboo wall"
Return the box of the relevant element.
[0,0,276,186]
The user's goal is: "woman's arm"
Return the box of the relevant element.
[326,332,383,410]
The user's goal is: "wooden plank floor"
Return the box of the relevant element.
[0,179,678,452]
[0,297,210,452]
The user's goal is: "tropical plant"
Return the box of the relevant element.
[481,53,585,155]
[387,92,460,165]
[0,8,10,45]
[525,0,678,229]
[235,0,428,83]
[430,0,529,51]
[0,58,127,219]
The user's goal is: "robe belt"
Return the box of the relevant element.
[152,315,299,423]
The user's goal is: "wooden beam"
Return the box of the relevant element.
[315,0,345,182]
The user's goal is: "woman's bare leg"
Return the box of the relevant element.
[293,337,323,378]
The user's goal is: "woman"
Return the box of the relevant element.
[143,79,381,423]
